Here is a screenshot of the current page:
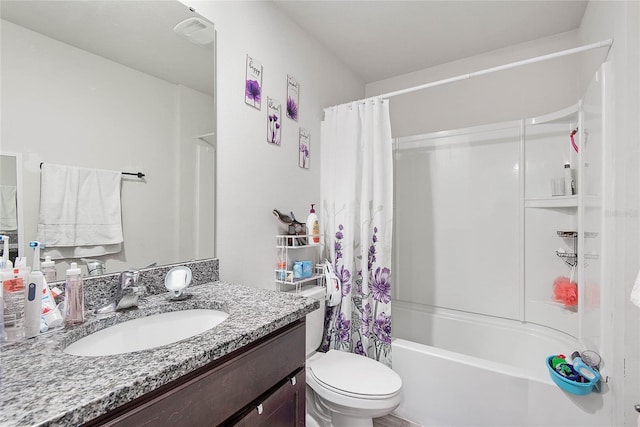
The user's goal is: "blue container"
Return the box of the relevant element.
[546,355,596,395]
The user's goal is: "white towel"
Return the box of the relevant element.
[0,185,17,231]
[37,163,123,259]
[631,269,640,308]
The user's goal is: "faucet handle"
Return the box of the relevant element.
[119,270,140,288]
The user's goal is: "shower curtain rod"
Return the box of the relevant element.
[326,38,613,109]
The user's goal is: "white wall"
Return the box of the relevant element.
[579,2,640,425]
[182,1,364,288]
[0,20,214,275]
[366,30,584,138]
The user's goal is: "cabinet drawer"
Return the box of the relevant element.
[230,367,305,426]
[90,320,305,427]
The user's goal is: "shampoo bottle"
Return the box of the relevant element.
[24,242,44,338]
[63,262,84,326]
[306,204,320,244]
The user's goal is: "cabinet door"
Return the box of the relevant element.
[230,368,305,427]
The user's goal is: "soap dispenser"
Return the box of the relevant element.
[64,262,84,326]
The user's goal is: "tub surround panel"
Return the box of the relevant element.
[0,279,318,426]
[49,258,219,311]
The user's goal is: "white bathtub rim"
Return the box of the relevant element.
[391,337,554,385]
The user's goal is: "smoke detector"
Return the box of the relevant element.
[173,17,214,47]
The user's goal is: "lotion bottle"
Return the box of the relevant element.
[63,262,84,326]
[24,241,44,338]
[306,204,320,244]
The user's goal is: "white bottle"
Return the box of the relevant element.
[564,163,575,196]
[41,256,57,283]
[306,204,320,244]
[25,242,44,338]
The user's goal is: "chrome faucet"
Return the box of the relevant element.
[95,270,142,314]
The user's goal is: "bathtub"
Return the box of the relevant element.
[390,302,611,426]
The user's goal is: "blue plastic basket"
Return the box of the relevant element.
[546,355,596,395]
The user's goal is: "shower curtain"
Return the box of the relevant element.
[320,97,393,366]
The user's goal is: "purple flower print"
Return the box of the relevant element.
[373,312,391,345]
[322,305,334,352]
[299,142,309,168]
[354,340,366,356]
[336,311,351,343]
[368,244,377,269]
[372,267,391,304]
[246,79,261,107]
[360,302,372,335]
[268,114,280,145]
[335,231,343,240]
[287,96,298,120]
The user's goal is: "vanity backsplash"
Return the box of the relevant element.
[49,258,219,311]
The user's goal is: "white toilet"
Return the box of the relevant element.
[299,285,402,427]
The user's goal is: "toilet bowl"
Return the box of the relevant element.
[298,285,402,427]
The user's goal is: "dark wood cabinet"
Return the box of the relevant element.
[84,320,306,427]
[228,367,305,426]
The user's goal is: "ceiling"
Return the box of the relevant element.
[273,0,589,83]
[0,1,215,95]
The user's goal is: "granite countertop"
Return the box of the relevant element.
[0,282,319,426]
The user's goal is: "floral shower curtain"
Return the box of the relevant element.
[320,97,393,366]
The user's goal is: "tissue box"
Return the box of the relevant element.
[293,261,313,279]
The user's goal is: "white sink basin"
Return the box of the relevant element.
[64,309,229,356]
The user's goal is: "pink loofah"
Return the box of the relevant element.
[553,276,578,307]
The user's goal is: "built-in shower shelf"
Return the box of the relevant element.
[524,196,578,208]
[556,251,577,259]
[557,231,577,237]
[556,231,598,238]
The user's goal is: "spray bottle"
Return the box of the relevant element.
[25,242,45,337]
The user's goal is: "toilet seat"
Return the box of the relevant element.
[307,350,402,399]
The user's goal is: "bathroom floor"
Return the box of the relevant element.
[374,414,422,427]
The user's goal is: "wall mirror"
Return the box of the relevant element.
[0,1,216,276]
[0,153,24,262]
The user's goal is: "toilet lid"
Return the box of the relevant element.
[308,350,402,397]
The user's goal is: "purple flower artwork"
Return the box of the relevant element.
[286,75,300,121]
[287,97,298,121]
[267,97,281,145]
[245,55,262,110]
[299,128,310,169]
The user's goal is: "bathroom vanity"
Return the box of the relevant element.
[0,282,317,426]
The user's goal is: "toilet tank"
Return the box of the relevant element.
[297,285,326,357]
